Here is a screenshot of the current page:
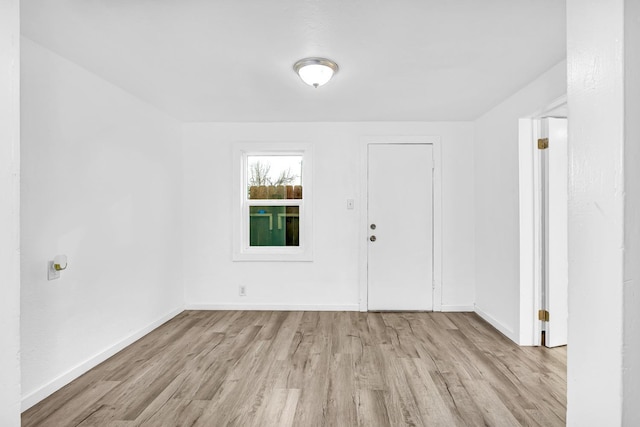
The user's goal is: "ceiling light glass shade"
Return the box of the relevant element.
[293,57,339,88]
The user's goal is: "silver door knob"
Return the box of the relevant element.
[370,235,376,242]
[370,224,376,230]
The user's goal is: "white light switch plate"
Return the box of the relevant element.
[347,199,355,210]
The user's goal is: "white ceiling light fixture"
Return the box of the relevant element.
[293,57,339,88]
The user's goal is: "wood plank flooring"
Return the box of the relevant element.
[22,311,566,427]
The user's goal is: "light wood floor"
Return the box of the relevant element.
[22,311,566,427]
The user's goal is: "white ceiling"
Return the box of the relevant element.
[21,0,566,122]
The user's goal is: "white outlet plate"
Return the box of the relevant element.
[239,285,246,296]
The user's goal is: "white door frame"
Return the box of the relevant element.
[358,136,442,312]
[518,95,567,345]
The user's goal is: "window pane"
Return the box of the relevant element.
[249,206,299,246]
[247,155,302,199]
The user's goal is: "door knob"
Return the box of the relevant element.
[370,224,376,230]
[370,235,377,242]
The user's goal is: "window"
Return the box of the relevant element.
[247,154,302,247]
[233,143,312,261]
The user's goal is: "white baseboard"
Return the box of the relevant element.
[185,304,471,312]
[21,306,184,412]
[474,305,518,343]
[440,305,474,312]
[185,303,360,312]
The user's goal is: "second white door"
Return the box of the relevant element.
[367,143,433,311]
[542,117,569,347]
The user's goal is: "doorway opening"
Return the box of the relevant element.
[518,97,568,347]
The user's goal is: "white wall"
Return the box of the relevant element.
[623,1,640,424]
[20,38,184,409]
[473,61,566,342]
[183,122,475,311]
[566,0,637,424]
[0,0,21,425]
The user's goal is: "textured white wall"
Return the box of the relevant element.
[567,0,639,424]
[623,2,640,424]
[473,61,567,342]
[0,0,21,425]
[182,122,475,311]
[20,39,184,409]
[567,0,623,424]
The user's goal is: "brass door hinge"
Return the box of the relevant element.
[538,138,549,150]
[538,310,549,322]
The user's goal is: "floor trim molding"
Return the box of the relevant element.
[474,305,518,343]
[21,307,184,412]
[185,303,360,311]
[441,305,474,312]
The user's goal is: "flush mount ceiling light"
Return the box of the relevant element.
[293,57,339,88]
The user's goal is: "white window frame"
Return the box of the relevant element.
[232,142,313,261]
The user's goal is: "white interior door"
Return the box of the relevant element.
[367,144,433,311]
[542,117,569,347]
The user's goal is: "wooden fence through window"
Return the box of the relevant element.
[248,185,302,199]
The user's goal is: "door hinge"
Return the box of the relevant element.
[538,309,549,322]
[538,138,549,150]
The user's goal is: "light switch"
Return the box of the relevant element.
[347,199,355,210]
